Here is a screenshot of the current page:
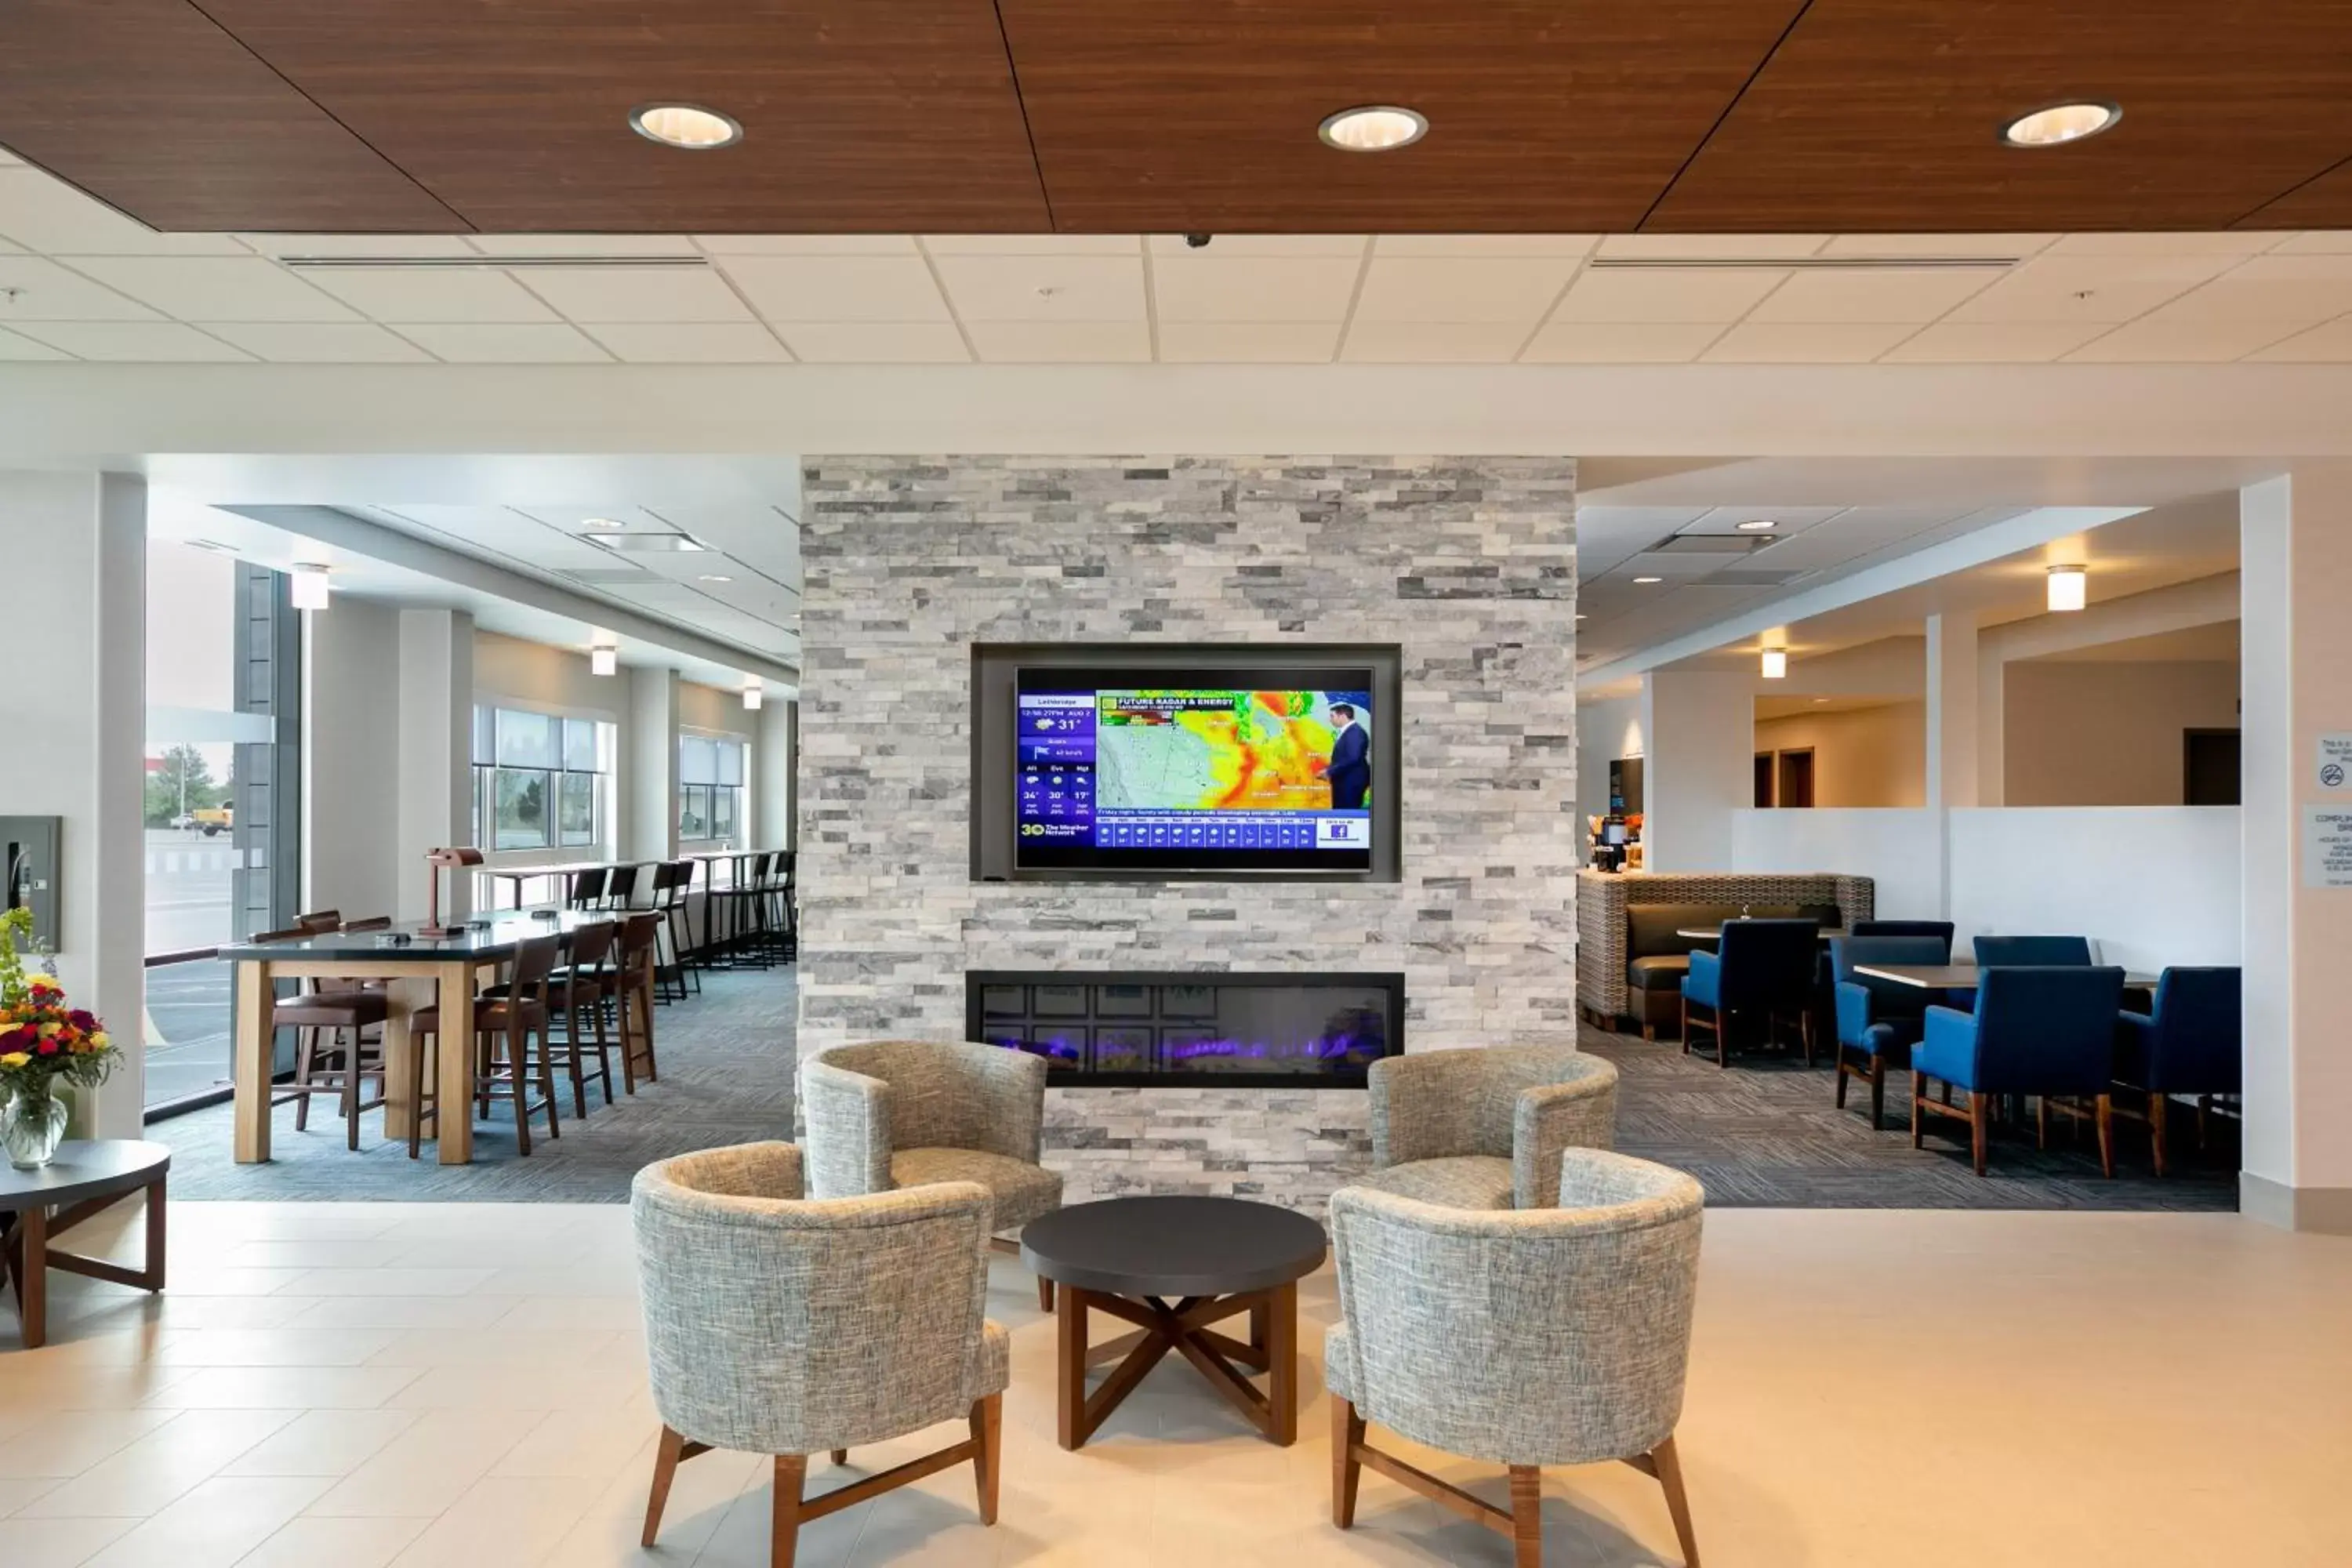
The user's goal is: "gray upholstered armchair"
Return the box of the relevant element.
[1327,1149,1706,1568]
[800,1039,1067,1308]
[1356,1044,1618,1210]
[630,1142,1008,1568]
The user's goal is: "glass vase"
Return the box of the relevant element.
[2,1089,71,1169]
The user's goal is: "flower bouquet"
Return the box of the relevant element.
[0,906,119,1168]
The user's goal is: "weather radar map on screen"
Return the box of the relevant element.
[1014,667,1375,871]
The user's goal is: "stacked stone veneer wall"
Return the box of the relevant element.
[797,456,1577,1209]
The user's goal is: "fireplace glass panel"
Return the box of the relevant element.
[967,971,1403,1087]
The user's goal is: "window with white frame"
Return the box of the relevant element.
[472,705,613,852]
[679,733,746,844]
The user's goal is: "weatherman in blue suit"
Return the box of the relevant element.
[1326,702,1371,810]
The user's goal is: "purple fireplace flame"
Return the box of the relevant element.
[967,972,1403,1087]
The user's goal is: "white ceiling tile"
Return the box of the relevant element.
[509,506,673,535]
[2047,232,2284,256]
[1338,319,1523,361]
[931,253,1145,321]
[693,235,920,255]
[641,505,800,579]
[1819,233,2057,258]
[581,322,789,362]
[1519,321,1721,362]
[1550,268,1788,324]
[966,321,1150,361]
[1595,234,1830,260]
[67,256,358,322]
[0,325,70,359]
[198,322,432,362]
[1744,267,2002,323]
[1145,234,1366,256]
[2130,254,2352,327]
[1374,234,1597,257]
[2062,315,2312,362]
[1156,321,1338,361]
[299,266,560,324]
[773,321,969,361]
[0,256,162,319]
[1352,256,1576,322]
[392,323,610,362]
[8,321,250,361]
[923,234,1139,255]
[377,506,619,568]
[463,234,696,256]
[1702,321,1916,362]
[2267,232,2352,255]
[239,234,479,259]
[508,266,753,323]
[1608,551,1730,580]
[1942,253,2236,323]
[1150,256,1361,322]
[2248,317,2352,361]
[0,167,248,254]
[1877,320,2111,361]
[1681,506,1846,536]
[717,256,949,322]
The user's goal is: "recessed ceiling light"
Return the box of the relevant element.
[1318,105,1428,153]
[582,517,623,532]
[2001,102,2121,148]
[1734,518,1777,532]
[630,103,742,151]
[698,574,734,583]
[1632,575,1663,585]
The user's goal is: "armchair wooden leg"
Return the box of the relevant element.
[2149,1091,2169,1177]
[1651,1433,1701,1568]
[1508,1465,1543,1568]
[829,1448,848,1465]
[1037,1275,1055,1312]
[1679,998,1691,1056]
[1868,1059,1886,1131]
[1833,1051,1849,1109]
[771,1454,806,1568]
[2095,1091,2114,1178]
[971,1393,1002,1526]
[1969,1090,1989,1176]
[1911,1073,1926,1149]
[643,1425,701,1548]
[1331,1398,1365,1527]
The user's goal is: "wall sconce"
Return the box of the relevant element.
[289,563,332,611]
[2046,564,2087,612]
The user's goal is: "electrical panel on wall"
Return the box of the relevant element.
[1,815,63,953]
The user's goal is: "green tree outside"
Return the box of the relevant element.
[143,744,230,828]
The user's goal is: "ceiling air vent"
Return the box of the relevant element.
[1650,533,1773,554]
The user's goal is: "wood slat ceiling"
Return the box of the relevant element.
[1,0,2349,235]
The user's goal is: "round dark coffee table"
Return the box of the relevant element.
[1,1140,170,1349]
[1021,1195,1326,1450]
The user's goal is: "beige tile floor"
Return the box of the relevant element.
[3,1201,2350,1567]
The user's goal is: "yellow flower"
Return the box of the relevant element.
[88,1032,110,1051]
[0,1051,26,1069]
[27,975,60,993]
[36,1021,60,1037]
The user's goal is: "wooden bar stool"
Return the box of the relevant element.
[406,935,564,1159]
[604,862,641,911]
[493,921,619,1118]
[567,867,609,911]
[612,913,663,1091]
[253,925,390,1152]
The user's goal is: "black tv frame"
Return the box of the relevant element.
[971,641,1404,884]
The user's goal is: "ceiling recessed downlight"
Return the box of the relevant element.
[2001,101,2121,148]
[698,574,734,583]
[1632,575,1663,585]
[1734,518,1777,532]
[1318,105,1428,152]
[630,103,742,151]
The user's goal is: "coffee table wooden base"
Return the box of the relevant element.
[1055,1280,1298,1449]
[2,1175,165,1350]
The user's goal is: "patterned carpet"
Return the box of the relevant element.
[153,967,2236,1210]
[1582,1023,2239,1210]
[158,965,799,1202]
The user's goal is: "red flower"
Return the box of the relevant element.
[36,1036,61,1056]
[67,1009,96,1031]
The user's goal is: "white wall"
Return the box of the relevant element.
[395,609,474,921]
[2003,660,2239,805]
[1733,808,1945,921]
[1946,807,2242,973]
[1576,691,1644,863]
[1640,670,1751,870]
[304,598,403,919]
[474,630,622,722]
[1753,701,1926,807]
[0,470,147,1134]
[757,700,796,851]
[624,667,679,864]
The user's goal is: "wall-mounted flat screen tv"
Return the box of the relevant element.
[1014,666,1376,872]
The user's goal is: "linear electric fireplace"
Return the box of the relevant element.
[967,971,1404,1087]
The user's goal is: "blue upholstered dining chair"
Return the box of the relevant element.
[1851,920,1955,957]
[1682,918,1821,1069]
[1911,966,2125,1176]
[2115,967,2241,1176]
[1970,934,2092,967]
[1828,935,1948,1129]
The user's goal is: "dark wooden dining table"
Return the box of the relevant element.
[1850,961,2161,992]
[219,909,637,1167]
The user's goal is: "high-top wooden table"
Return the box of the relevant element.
[219,909,631,1166]
[2,1140,169,1348]
[1022,1196,1326,1450]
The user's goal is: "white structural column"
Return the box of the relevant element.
[1638,670,1753,871]
[2241,470,2352,1232]
[304,597,404,917]
[757,698,796,851]
[1923,613,1980,917]
[625,666,681,863]
[395,608,474,922]
[0,471,147,1134]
